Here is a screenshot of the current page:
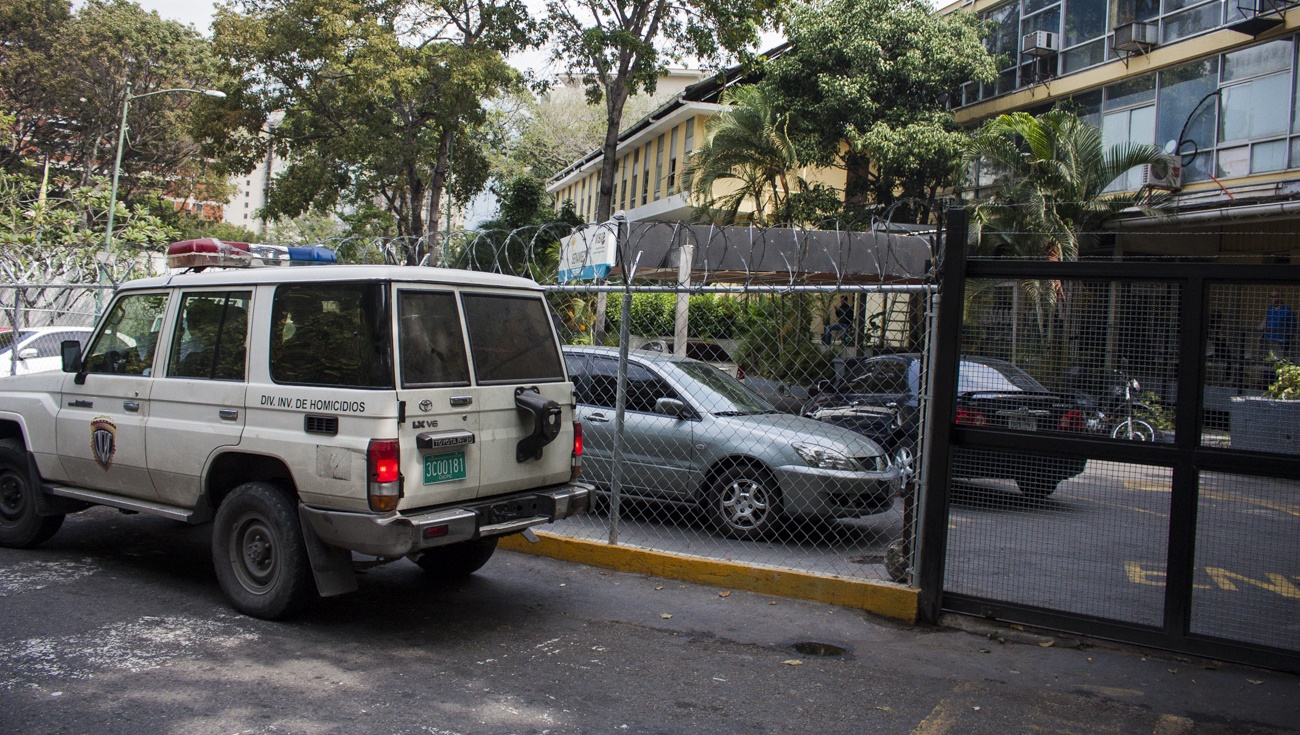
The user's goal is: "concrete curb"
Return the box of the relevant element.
[499,531,919,623]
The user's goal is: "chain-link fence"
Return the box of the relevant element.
[0,284,108,377]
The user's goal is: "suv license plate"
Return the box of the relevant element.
[1008,416,1037,431]
[423,451,467,484]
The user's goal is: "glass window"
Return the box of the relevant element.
[1025,0,1059,14]
[1222,39,1291,82]
[1103,104,1156,190]
[398,291,470,388]
[641,143,651,205]
[1251,139,1288,172]
[1022,7,1061,35]
[84,293,168,376]
[461,294,564,384]
[1064,0,1108,47]
[847,358,911,396]
[1104,73,1157,110]
[1063,89,1103,128]
[1156,58,1219,157]
[1219,72,1290,143]
[1113,0,1159,24]
[1162,1,1223,43]
[667,126,679,194]
[1063,40,1106,74]
[270,283,393,388]
[168,291,252,381]
[654,134,664,200]
[1217,145,1249,177]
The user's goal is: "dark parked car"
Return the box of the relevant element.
[563,346,902,539]
[803,354,1103,498]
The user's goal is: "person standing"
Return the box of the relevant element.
[1261,290,1297,360]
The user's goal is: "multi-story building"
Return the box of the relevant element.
[943,0,1300,263]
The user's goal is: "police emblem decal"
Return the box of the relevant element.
[90,417,117,471]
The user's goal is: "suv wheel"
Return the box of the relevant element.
[0,438,64,548]
[212,482,314,619]
[415,537,499,581]
[708,465,780,540]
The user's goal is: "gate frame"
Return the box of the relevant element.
[917,208,1300,673]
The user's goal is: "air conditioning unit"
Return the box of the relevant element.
[1113,21,1159,53]
[1021,30,1060,57]
[1141,157,1182,192]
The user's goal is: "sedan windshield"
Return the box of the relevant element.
[671,360,774,415]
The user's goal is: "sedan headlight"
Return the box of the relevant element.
[792,442,862,471]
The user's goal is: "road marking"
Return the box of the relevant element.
[1154,714,1194,735]
[911,682,973,735]
[1126,561,1300,596]
[1123,480,1170,493]
[1199,490,1300,518]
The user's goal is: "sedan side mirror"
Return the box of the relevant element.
[653,397,690,419]
[61,340,82,374]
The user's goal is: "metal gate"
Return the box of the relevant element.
[918,209,1300,673]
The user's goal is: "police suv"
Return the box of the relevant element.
[0,240,589,619]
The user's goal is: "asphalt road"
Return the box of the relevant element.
[1,506,1298,734]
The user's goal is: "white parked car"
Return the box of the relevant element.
[0,327,93,376]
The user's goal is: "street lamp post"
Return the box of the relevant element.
[101,82,227,286]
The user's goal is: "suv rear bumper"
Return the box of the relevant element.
[301,482,592,557]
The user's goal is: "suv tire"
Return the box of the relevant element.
[708,464,780,541]
[0,438,64,548]
[416,537,499,580]
[213,482,314,619]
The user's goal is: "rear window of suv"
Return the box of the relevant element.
[461,294,564,384]
[270,283,394,388]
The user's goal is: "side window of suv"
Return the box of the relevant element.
[270,283,394,388]
[167,292,252,381]
[461,294,564,384]
[398,290,470,387]
[83,293,168,376]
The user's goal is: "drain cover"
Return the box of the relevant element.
[791,641,847,657]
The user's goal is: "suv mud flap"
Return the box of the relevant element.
[298,506,359,597]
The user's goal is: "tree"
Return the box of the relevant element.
[966,108,1170,375]
[449,175,582,279]
[544,0,785,224]
[763,0,995,222]
[688,85,802,225]
[1,0,230,214]
[209,0,538,260]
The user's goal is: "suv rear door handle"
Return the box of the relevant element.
[123,401,140,413]
[219,409,239,421]
[585,411,609,423]
[450,395,472,407]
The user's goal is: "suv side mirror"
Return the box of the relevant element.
[61,340,83,374]
[18,348,38,360]
[653,397,690,419]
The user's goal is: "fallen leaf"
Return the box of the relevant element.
[782,660,803,666]
[1038,640,1055,648]
[661,614,672,619]
[1168,668,1179,675]
[973,706,981,711]
[978,648,991,654]
[719,591,731,598]
[769,601,777,605]
[873,706,891,712]
[1249,679,1263,685]
[1010,624,1025,631]
[655,586,663,591]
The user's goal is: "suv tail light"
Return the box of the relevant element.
[367,438,402,512]
[571,421,583,480]
[955,407,988,426]
[736,365,746,380]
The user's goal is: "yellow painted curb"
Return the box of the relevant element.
[499,532,918,624]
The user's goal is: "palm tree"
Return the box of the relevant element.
[965,109,1170,379]
[968,108,1169,261]
[689,85,804,226]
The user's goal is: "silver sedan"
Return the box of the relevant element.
[562,346,902,540]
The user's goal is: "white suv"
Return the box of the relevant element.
[0,262,589,618]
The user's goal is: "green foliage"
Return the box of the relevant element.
[735,295,834,385]
[0,169,175,283]
[447,175,581,279]
[605,293,743,340]
[1265,361,1300,401]
[1137,390,1176,430]
[690,85,804,225]
[1,0,228,213]
[763,0,995,220]
[209,0,536,250]
[544,0,784,222]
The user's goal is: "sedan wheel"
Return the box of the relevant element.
[708,466,779,541]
